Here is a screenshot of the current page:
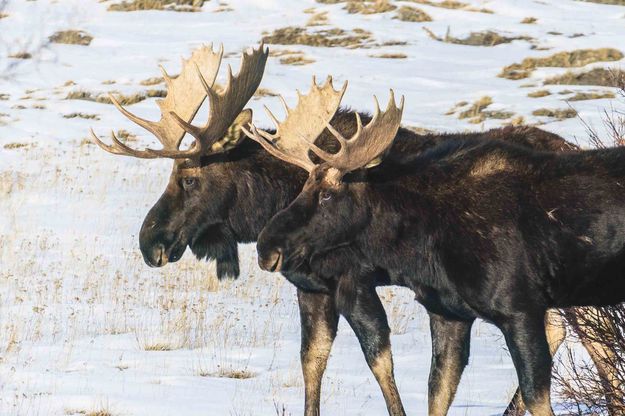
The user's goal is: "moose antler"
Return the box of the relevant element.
[242,76,347,172]
[307,91,404,173]
[243,78,403,175]
[91,43,269,159]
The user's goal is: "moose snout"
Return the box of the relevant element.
[145,243,168,268]
[259,248,283,272]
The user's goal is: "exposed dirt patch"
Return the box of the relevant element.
[499,48,623,80]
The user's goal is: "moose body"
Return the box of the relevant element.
[257,133,625,415]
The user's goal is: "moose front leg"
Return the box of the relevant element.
[336,277,406,416]
[298,289,339,416]
[501,313,555,416]
[427,313,474,416]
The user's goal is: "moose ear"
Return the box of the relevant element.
[210,109,253,152]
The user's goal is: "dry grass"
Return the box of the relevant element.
[580,0,625,4]
[394,5,432,22]
[545,68,625,87]
[499,48,623,80]
[263,26,373,49]
[452,96,513,123]
[532,108,578,119]
[65,89,166,105]
[0,93,9,101]
[306,11,329,26]
[108,0,206,12]
[0,12,8,19]
[63,112,100,120]
[200,367,256,379]
[423,28,532,47]
[253,88,278,98]
[279,55,315,66]
[369,53,407,59]
[140,76,164,86]
[521,17,538,24]
[4,142,31,150]
[567,91,616,101]
[345,0,396,14]
[407,0,493,13]
[9,52,32,59]
[49,30,93,46]
[528,89,552,98]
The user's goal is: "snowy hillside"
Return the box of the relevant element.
[1,0,624,415]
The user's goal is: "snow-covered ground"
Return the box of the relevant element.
[1,0,623,415]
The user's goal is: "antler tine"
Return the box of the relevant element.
[89,129,157,159]
[148,42,269,159]
[91,44,224,158]
[242,75,347,172]
[308,90,404,173]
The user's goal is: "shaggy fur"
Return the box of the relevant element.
[257,134,625,415]
[138,109,575,416]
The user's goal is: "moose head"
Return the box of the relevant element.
[91,43,268,275]
[244,79,404,273]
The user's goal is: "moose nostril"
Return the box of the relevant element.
[154,244,167,267]
[262,248,283,272]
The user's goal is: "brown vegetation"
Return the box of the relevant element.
[532,108,577,119]
[345,0,396,14]
[394,5,432,22]
[528,89,551,98]
[262,26,373,48]
[49,30,93,46]
[423,28,532,47]
[108,0,205,12]
[545,68,625,87]
[499,48,623,80]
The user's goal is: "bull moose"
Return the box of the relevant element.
[248,80,625,415]
[91,43,603,415]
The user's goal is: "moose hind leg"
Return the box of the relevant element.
[427,312,474,416]
[298,289,339,416]
[337,277,406,416]
[501,313,555,416]
[504,309,566,416]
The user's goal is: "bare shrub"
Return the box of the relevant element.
[554,71,625,414]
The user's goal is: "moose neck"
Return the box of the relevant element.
[214,138,308,243]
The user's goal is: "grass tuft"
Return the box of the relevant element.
[423,28,532,47]
[567,91,616,101]
[65,89,166,105]
[499,48,623,80]
[49,30,93,46]
[394,5,432,22]
[521,17,538,24]
[532,108,578,119]
[9,52,32,59]
[544,68,625,87]
[344,0,396,14]
[263,26,373,48]
[369,53,407,59]
[108,0,205,12]
[407,0,493,13]
[63,113,100,120]
[528,90,552,98]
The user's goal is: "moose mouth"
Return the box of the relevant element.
[260,246,309,273]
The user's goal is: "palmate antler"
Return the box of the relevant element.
[242,76,347,171]
[91,43,268,159]
[243,77,404,175]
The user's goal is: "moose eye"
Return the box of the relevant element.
[319,191,332,203]
[181,177,198,190]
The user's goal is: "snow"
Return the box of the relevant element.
[1,0,623,415]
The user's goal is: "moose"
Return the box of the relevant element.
[249,80,625,415]
[91,43,613,415]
